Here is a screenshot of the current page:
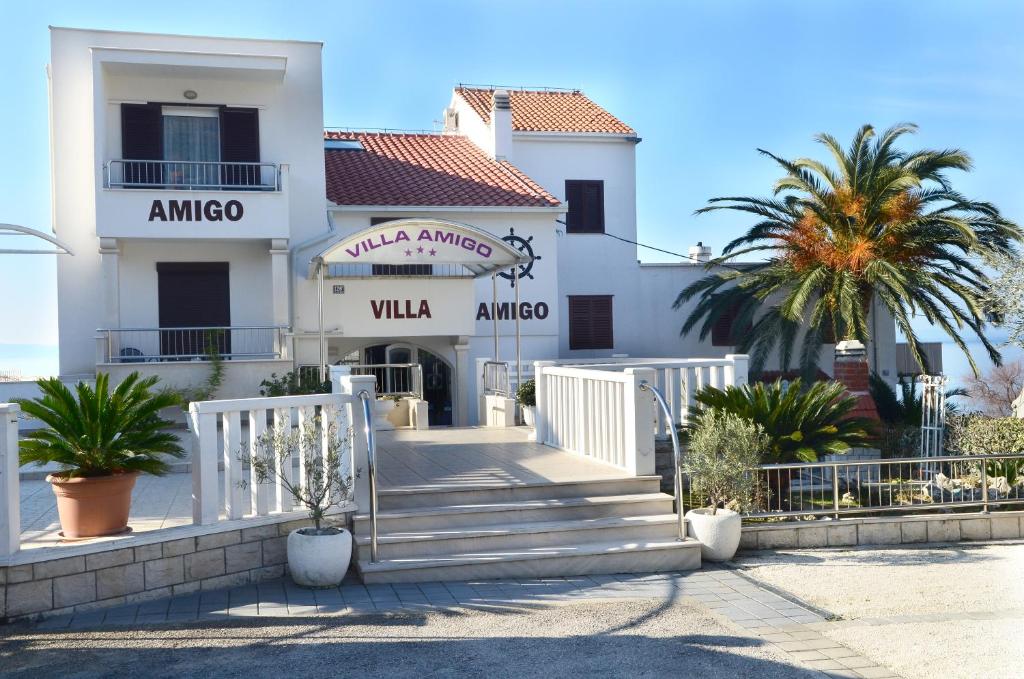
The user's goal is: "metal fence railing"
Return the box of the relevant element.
[100,326,287,363]
[482,361,512,397]
[345,364,423,399]
[709,453,1024,520]
[105,160,280,191]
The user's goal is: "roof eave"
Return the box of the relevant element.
[326,202,566,213]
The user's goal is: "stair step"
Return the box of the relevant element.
[353,493,674,531]
[377,476,663,510]
[356,537,702,583]
[354,514,682,559]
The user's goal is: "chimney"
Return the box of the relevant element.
[688,241,712,263]
[490,89,513,161]
[833,339,880,423]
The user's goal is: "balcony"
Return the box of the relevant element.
[98,326,288,363]
[104,159,280,191]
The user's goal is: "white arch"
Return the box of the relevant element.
[0,223,74,255]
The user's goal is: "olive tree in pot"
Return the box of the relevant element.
[16,372,185,538]
[517,379,536,427]
[240,414,356,587]
[684,410,766,561]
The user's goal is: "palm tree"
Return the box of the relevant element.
[868,372,965,427]
[676,124,1021,378]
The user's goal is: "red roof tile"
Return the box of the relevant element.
[323,131,561,208]
[455,87,635,135]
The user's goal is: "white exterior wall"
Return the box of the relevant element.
[49,28,325,376]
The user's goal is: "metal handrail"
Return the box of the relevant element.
[639,380,686,542]
[756,452,1024,470]
[345,363,424,399]
[105,159,280,191]
[357,389,379,563]
[482,360,512,397]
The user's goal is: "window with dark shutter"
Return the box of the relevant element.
[121,103,163,185]
[711,300,752,347]
[565,180,605,234]
[568,295,614,350]
[220,107,261,187]
[157,263,231,358]
[369,217,432,276]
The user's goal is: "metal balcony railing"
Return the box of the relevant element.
[104,160,280,191]
[99,326,288,363]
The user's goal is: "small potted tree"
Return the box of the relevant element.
[16,373,185,538]
[517,379,536,428]
[684,410,766,561]
[240,413,356,587]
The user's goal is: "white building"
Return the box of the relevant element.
[46,27,898,426]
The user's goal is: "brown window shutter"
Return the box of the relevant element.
[565,180,605,234]
[121,103,163,186]
[157,262,231,357]
[220,107,260,186]
[711,300,752,346]
[569,295,614,350]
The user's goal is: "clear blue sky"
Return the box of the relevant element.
[2,1,1023,375]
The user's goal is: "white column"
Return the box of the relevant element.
[98,238,120,332]
[0,403,20,557]
[331,367,375,514]
[190,404,220,526]
[454,338,470,427]
[532,360,557,444]
[724,354,749,388]
[270,238,290,344]
[624,368,657,476]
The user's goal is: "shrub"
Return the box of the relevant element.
[947,415,1024,455]
[260,369,330,397]
[516,379,536,407]
[691,378,874,463]
[685,411,767,514]
[16,372,185,478]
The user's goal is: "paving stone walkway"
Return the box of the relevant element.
[31,566,900,678]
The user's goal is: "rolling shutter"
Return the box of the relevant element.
[157,263,231,357]
[711,301,752,347]
[568,295,614,350]
[220,107,260,186]
[121,103,163,185]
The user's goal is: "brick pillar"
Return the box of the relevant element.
[834,340,880,422]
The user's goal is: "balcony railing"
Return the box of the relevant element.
[104,160,280,191]
[99,326,288,363]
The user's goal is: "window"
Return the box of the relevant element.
[120,103,260,187]
[568,295,614,350]
[156,262,231,358]
[370,217,432,276]
[711,301,752,347]
[565,180,605,234]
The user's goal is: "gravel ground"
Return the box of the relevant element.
[0,599,818,678]
[824,619,1024,679]
[735,542,1024,618]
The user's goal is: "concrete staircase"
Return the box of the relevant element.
[353,476,701,583]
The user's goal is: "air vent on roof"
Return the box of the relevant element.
[325,139,364,151]
[492,89,511,111]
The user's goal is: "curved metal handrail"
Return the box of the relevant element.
[357,389,379,562]
[639,380,686,542]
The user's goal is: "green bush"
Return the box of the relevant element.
[685,410,767,514]
[516,379,536,407]
[259,369,330,397]
[691,378,875,463]
[947,415,1024,455]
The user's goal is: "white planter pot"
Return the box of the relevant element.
[521,405,536,428]
[685,508,742,562]
[287,527,353,587]
[374,400,397,431]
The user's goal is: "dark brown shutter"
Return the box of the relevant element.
[220,108,260,186]
[711,301,752,346]
[121,103,163,186]
[565,180,605,234]
[568,295,614,350]
[157,263,231,357]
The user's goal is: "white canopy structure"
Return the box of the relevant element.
[310,218,533,386]
[0,223,73,256]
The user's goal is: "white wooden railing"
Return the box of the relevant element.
[533,355,749,475]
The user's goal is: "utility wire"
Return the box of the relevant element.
[598,229,749,272]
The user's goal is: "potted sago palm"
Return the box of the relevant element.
[16,372,184,538]
[684,410,766,561]
[240,413,356,587]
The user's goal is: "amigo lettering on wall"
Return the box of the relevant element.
[148,199,244,222]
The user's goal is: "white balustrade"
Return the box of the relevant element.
[1,403,20,557]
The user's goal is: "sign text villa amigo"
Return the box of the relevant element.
[344,228,494,259]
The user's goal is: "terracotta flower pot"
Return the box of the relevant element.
[47,472,139,539]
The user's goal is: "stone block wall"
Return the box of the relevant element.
[739,510,1024,551]
[1,517,317,623]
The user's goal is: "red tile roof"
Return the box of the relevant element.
[454,87,635,135]
[323,131,561,208]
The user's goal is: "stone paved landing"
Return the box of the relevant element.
[32,567,899,678]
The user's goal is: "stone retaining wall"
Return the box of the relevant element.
[739,510,1024,551]
[0,515,342,623]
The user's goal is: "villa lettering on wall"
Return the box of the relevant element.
[341,227,495,262]
[148,199,244,222]
[371,299,433,319]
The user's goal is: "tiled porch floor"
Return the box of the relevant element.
[18,426,626,551]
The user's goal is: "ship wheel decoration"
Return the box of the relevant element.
[498,227,540,288]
